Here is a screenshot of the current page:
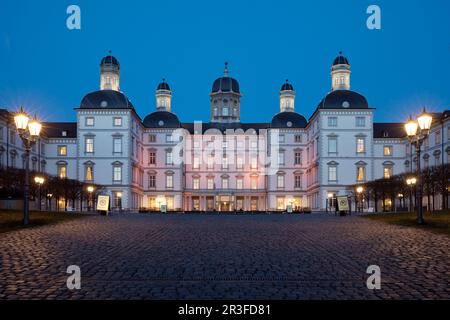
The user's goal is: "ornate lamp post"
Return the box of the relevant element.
[356,186,364,212]
[404,109,433,224]
[34,176,45,211]
[326,192,333,213]
[47,193,53,211]
[14,108,42,225]
[87,186,95,212]
[406,177,417,213]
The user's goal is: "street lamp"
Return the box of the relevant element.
[356,186,364,212]
[14,108,42,225]
[397,193,404,210]
[47,193,53,211]
[34,176,45,211]
[406,177,417,213]
[326,192,333,213]
[87,186,95,212]
[404,109,433,224]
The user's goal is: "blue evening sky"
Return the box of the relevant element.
[0,0,449,124]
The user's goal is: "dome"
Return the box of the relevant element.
[281,80,294,91]
[157,80,171,91]
[271,112,307,128]
[143,111,181,128]
[333,52,349,66]
[212,76,240,94]
[80,90,134,109]
[211,62,240,94]
[317,90,369,109]
[100,54,120,67]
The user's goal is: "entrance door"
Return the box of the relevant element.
[219,196,231,212]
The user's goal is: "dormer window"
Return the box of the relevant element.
[62,131,67,137]
[383,131,389,138]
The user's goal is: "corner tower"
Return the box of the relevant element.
[331,52,351,91]
[100,51,120,91]
[279,80,295,113]
[156,79,172,112]
[210,62,241,123]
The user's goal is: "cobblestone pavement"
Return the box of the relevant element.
[0,213,449,300]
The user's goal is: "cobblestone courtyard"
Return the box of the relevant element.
[0,213,449,299]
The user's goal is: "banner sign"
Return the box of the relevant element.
[97,195,110,211]
[337,196,349,211]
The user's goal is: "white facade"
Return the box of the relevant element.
[1,53,448,212]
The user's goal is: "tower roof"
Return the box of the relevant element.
[333,51,350,66]
[211,62,240,94]
[157,78,171,91]
[100,51,120,67]
[281,80,294,91]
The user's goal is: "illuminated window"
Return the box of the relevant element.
[166,174,173,189]
[58,165,67,179]
[251,176,258,190]
[384,166,393,179]
[383,146,392,156]
[85,117,94,126]
[58,145,67,156]
[277,197,285,210]
[357,166,365,182]
[113,117,122,127]
[250,156,258,169]
[221,177,229,189]
[85,137,94,153]
[356,138,365,153]
[222,156,228,169]
[236,156,244,169]
[193,178,200,190]
[85,165,93,181]
[236,178,243,190]
[207,155,214,169]
[207,177,214,190]
[193,155,200,169]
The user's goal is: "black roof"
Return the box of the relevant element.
[271,112,307,128]
[373,123,406,139]
[281,80,294,91]
[212,77,240,94]
[143,111,181,128]
[333,53,349,66]
[157,80,171,91]
[317,90,369,109]
[80,90,134,109]
[100,55,119,66]
[42,122,77,138]
[181,122,270,134]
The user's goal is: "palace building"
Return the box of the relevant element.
[1,53,449,212]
